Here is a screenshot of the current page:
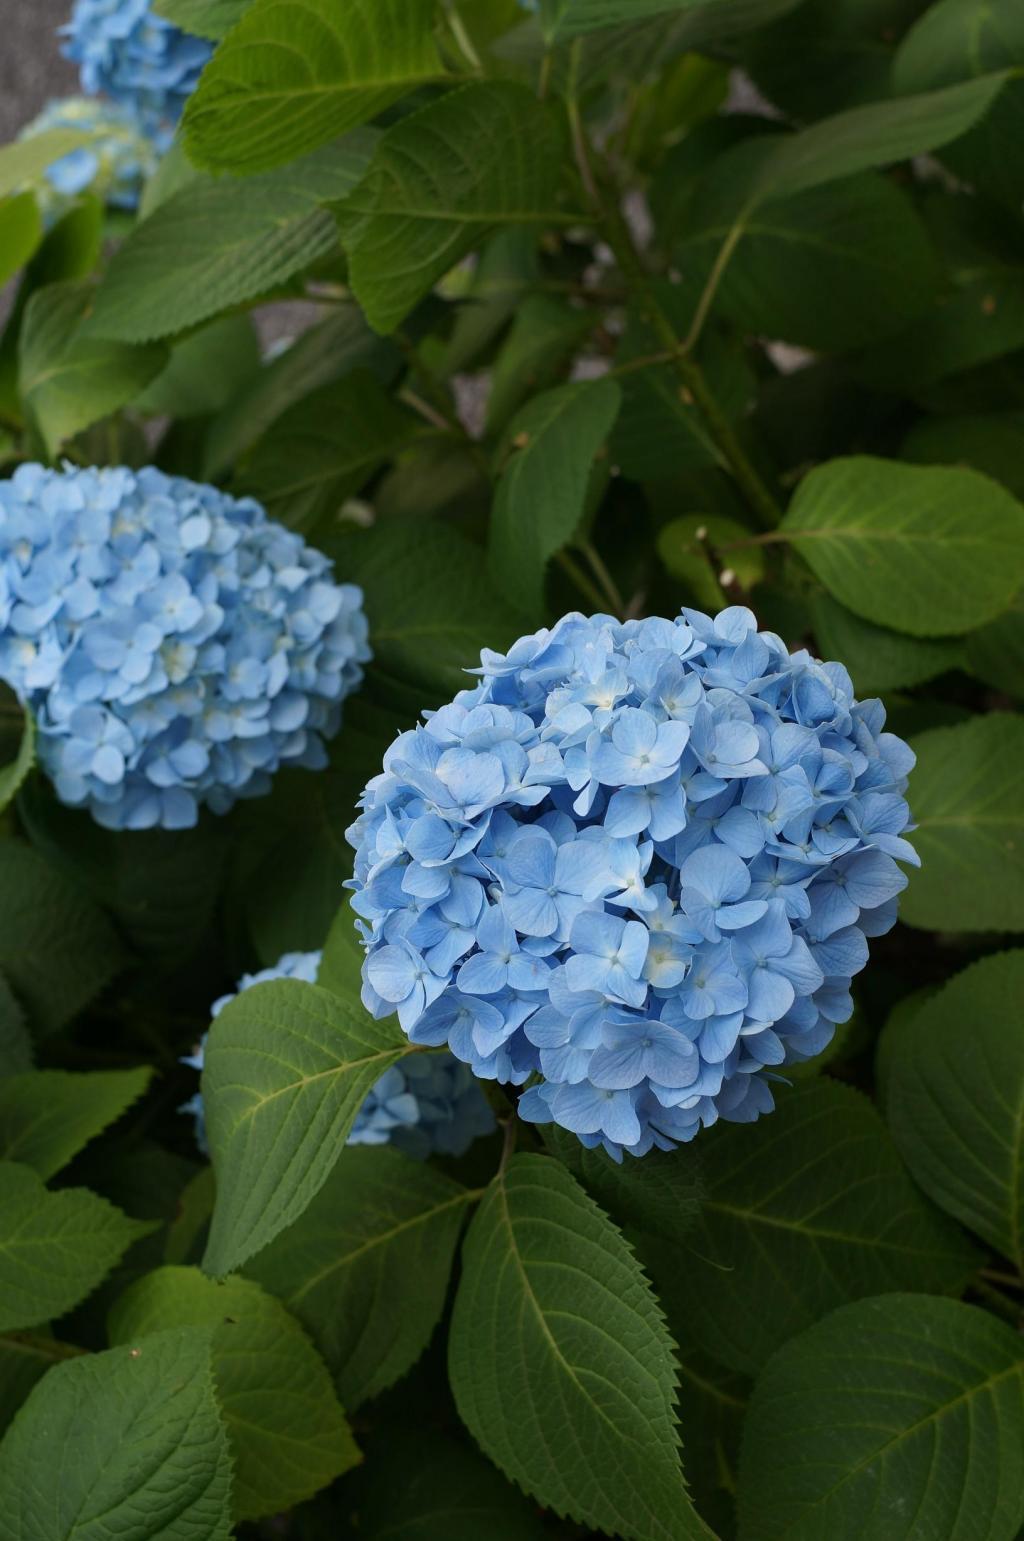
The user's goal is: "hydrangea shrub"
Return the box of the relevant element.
[0,3,1022,1539]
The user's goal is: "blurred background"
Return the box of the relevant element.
[1,1,77,141]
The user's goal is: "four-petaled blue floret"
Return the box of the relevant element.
[62,0,213,142]
[0,463,370,831]
[347,606,919,1160]
[181,950,496,1160]
[19,95,159,218]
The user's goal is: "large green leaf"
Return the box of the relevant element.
[0,977,31,1076]
[0,704,33,815]
[0,1161,150,1333]
[19,281,167,455]
[902,713,1024,932]
[342,518,529,701]
[888,951,1024,1267]
[154,0,250,37]
[539,0,707,40]
[810,594,964,696]
[543,1124,703,1244]
[248,1145,475,1408]
[183,0,444,174]
[489,380,621,619]
[449,1153,710,1541]
[485,294,596,434]
[737,1294,1024,1541]
[0,842,125,1036]
[673,1320,750,1540]
[0,194,42,289]
[902,411,1024,500]
[781,456,1024,637]
[0,1068,152,1181]
[652,1080,977,1376]
[677,172,942,352]
[133,313,260,420]
[336,83,566,335]
[0,1334,85,1438]
[966,596,1024,697]
[201,978,411,1275]
[109,1266,358,1520]
[239,370,415,534]
[0,1327,233,1541]
[86,136,376,344]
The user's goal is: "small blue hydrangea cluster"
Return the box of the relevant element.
[348,606,919,1160]
[0,464,370,831]
[62,0,213,143]
[181,950,496,1159]
[19,96,158,219]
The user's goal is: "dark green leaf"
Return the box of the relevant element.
[0,1327,233,1541]
[653,1080,978,1376]
[0,705,33,815]
[901,411,1024,500]
[966,595,1024,697]
[888,951,1024,1266]
[352,1428,549,1539]
[810,594,964,695]
[134,313,260,419]
[0,194,42,289]
[86,136,377,343]
[0,1334,85,1438]
[489,380,621,619]
[109,1267,358,1520]
[485,294,595,434]
[201,978,411,1275]
[782,455,1024,637]
[0,1161,151,1333]
[737,1294,1024,1541]
[0,976,32,1076]
[153,0,250,38]
[248,1145,474,1409]
[337,83,566,335]
[902,713,1024,932]
[184,0,444,174]
[658,514,765,611]
[449,1153,710,1541]
[543,1124,703,1244]
[0,1068,152,1180]
[0,842,125,1036]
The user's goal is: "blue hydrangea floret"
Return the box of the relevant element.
[62,0,213,140]
[19,95,158,218]
[181,950,495,1159]
[347,606,919,1160]
[0,464,370,830]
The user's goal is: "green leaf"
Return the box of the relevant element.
[0,1334,85,1438]
[134,313,260,419]
[337,83,566,335]
[658,513,765,611]
[781,455,1024,637]
[542,1124,703,1244]
[0,133,95,201]
[0,1161,150,1333]
[888,951,1024,1267]
[0,1327,233,1541]
[652,1080,978,1376]
[352,1428,549,1540]
[673,1320,750,1540]
[201,978,411,1276]
[343,518,529,701]
[485,294,596,434]
[736,1294,1024,1541]
[109,1267,359,1520]
[0,705,33,815]
[901,410,1024,500]
[0,976,32,1076]
[539,0,708,39]
[239,370,415,534]
[489,380,621,619]
[0,194,42,289]
[966,595,1024,697]
[248,1145,474,1409]
[86,136,377,344]
[183,0,444,174]
[315,899,366,1002]
[19,281,167,456]
[202,303,398,478]
[902,713,1024,932]
[0,842,125,1036]
[677,172,942,353]
[810,594,964,695]
[0,1069,152,1181]
[153,0,251,38]
[449,1152,710,1541]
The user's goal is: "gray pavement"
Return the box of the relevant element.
[1,0,77,144]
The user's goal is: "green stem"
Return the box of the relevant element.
[444,0,483,70]
[556,548,617,615]
[578,537,626,616]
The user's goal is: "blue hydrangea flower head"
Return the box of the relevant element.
[181,949,495,1158]
[61,0,213,140]
[347,606,920,1160]
[0,464,370,830]
[19,96,158,219]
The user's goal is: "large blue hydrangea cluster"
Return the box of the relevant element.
[0,464,370,830]
[62,0,213,142]
[182,950,495,1159]
[348,606,919,1160]
[20,96,158,218]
